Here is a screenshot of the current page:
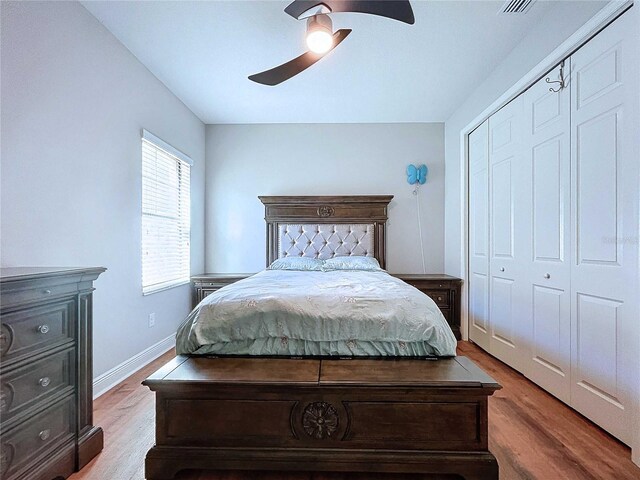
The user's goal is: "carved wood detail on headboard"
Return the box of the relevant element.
[258,196,393,269]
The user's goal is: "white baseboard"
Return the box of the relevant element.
[93,333,176,399]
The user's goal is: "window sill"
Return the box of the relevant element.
[142,279,190,296]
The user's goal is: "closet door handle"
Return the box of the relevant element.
[544,273,551,279]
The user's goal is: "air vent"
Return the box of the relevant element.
[500,0,535,14]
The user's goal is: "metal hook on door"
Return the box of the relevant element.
[545,60,566,93]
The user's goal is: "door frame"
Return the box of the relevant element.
[456,0,638,464]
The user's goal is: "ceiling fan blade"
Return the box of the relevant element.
[285,1,415,25]
[248,29,351,86]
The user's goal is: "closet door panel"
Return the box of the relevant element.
[488,96,528,372]
[491,160,513,258]
[532,285,566,374]
[532,138,564,262]
[523,63,571,402]
[490,277,515,347]
[468,121,490,350]
[575,293,623,404]
[575,110,619,265]
[570,11,638,444]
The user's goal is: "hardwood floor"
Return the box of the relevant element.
[69,342,640,480]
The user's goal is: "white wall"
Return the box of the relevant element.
[205,123,445,274]
[0,1,205,378]
[443,0,606,278]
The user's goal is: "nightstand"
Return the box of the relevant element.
[392,274,463,340]
[191,274,252,308]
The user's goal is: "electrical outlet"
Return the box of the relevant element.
[148,313,156,328]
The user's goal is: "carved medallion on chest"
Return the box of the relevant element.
[317,206,335,218]
[302,402,339,439]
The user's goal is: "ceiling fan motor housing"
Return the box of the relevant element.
[307,14,333,36]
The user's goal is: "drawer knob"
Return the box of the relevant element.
[43,289,52,295]
[544,273,551,279]
[437,296,443,302]
[39,429,50,441]
[500,267,505,272]
[39,377,51,388]
[37,325,50,334]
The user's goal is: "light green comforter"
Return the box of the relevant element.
[176,270,457,357]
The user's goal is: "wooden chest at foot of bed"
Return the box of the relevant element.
[143,356,501,480]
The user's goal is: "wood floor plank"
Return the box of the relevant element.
[69,342,640,480]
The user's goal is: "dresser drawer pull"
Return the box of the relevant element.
[37,325,50,334]
[38,429,50,441]
[437,296,443,302]
[43,289,52,295]
[39,377,51,388]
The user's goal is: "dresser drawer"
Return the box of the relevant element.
[0,300,75,366]
[0,281,80,310]
[0,395,75,480]
[1,348,74,425]
[424,290,450,308]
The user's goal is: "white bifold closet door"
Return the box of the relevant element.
[487,96,530,373]
[467,10,639,444]
[568,11,638,444]
[468,120,490,352]
[522,62,572,404]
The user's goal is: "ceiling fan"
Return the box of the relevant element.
[248,0,415,86]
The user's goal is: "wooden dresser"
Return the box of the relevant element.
[192,273,462,340]
[0,267,105,480]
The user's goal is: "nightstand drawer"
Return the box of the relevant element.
[1,300,75,366]
[192,274,252,308]
[424,290,450,308]
[1,348,74,425]
[0,395,75,480]
[199,288,218,298]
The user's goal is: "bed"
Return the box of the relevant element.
[143,195,501,480]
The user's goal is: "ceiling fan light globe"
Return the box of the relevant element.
[306,30,333,54]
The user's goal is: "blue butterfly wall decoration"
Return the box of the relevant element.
[406,164,428,185]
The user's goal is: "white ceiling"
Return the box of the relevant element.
[82,0,603,124]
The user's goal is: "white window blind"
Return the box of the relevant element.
[141,132,191,295]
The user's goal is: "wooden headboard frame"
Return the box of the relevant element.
[259,195,393,269]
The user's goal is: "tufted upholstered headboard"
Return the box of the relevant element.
[259,196,393,269]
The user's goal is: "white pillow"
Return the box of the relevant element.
[267,257,324,271]
[322,256,382,272]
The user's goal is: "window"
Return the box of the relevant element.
[141,130,192,295]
